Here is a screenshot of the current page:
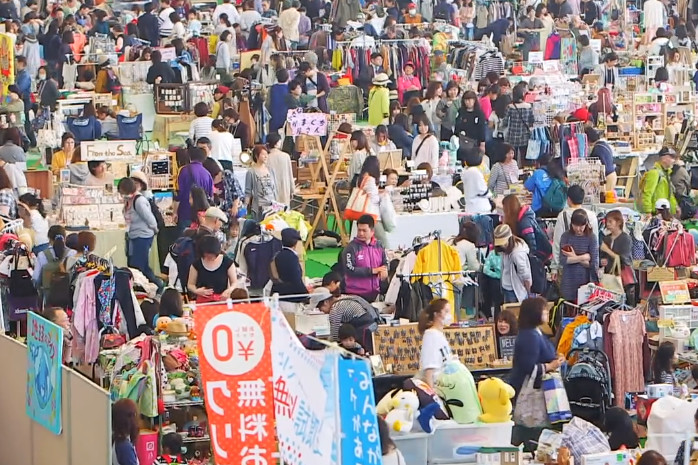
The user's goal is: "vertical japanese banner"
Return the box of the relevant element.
[26,312,63,434]
[270,307,339,465]
[338,357,383,465]
[195,303,276,465]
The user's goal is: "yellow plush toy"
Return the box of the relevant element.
[478,377,515,423]
[384,390,420,433]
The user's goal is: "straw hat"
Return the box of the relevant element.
[372,73,390,86]
[166,319,190,337]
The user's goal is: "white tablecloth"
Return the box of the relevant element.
[384,212,461,249]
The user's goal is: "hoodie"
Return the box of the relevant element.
[640,162,677,214]
[69,163,90,185]
[125,195,158,239]
[341,236,388,298]
[501,240,531,302]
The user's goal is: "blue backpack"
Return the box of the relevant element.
[543,177,568,214]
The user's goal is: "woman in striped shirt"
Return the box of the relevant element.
[488,143,518,196]
[559,209,599,301]
[188,102,213,144]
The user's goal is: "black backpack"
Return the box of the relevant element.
[169,236,196,290]
[515,251,548,296]
[433,2,451,21]
[136,194,165,231]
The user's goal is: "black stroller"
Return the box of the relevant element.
[564,348,613,428]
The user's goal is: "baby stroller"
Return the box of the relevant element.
[564,348,613,428]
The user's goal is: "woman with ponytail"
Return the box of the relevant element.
[418,298,454,388]
[18,192,49,253]
[33,225,75,296]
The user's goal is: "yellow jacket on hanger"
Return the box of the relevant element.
[412,240,462,316]
[557,314,591,359]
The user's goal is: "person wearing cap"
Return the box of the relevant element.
[368,73,391,126]
[397,61,421,105]
[404,2,422,23]
[211,86,230,119]
[118,177,164,291]
[639,147,678,215]
[493,224,531,304]
[311,285,378,349]
[271,228,308,307]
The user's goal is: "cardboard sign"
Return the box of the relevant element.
[287,109,328,136]
[195,303,276,465]
[26,313,63,434]
[498,335,516,360]
[80,140,138,161]
[157,47,177,61]
[659,281,691,304]
[528,51,544,64]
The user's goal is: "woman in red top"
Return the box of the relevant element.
[397,61,422,104]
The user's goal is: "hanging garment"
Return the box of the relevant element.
[608,309,646,406]
[545,32,562,60]
[412,240,462,316]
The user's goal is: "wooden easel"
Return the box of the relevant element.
[295,131,349,249]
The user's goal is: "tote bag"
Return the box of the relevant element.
[542,371,572,424]
[513,365,550,428]
[344,179,379,222]
[600,258,623,292]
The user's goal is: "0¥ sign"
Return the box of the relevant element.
[201,312,265,376]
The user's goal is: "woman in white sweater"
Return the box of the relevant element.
[460,148,492,215]
[412,114,440,170]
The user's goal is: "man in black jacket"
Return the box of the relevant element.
[271,228,308,304]
[146,50,176,84]
[138,2,160,48]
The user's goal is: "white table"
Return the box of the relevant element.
[384,211,461,249]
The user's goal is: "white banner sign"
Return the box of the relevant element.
[80,140,138,161]
[271,307,338,465]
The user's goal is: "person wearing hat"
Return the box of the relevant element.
[368,73,391,126]
[311,285,379,350]
[211,86,230,119]
[117,177,164,291]
[404,2,422,23]
[271,228,308,309]
[639,147,678,215]
[397,61,421,104]
[493,224,531,304]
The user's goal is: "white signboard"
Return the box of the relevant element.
[80,140,138,161]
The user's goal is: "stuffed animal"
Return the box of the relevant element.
[156,316,172,332]
[403,378,449,433]
[376,388,400,416]
[478,377,515,423]
[384,390,420,433]
[436,360,482,424]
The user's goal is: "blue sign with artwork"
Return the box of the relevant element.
[338,357,383,465]
[26,312,63,434]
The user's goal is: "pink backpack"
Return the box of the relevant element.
[664,230,696,268]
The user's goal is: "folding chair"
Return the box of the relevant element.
[117,113,152,152]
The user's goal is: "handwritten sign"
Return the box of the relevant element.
[195,303,276,465]
[157,47,177,61]
[498,335,516,360]
[338,357,383,465]
[80,140,137,161]
[659,281,691,304]
[26,313,63,435]
[528,51,544,64]
[271,306,338,465]
[287,109,328,136]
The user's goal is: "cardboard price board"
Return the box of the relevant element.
[287,109,328,136]
[80,140,137,161]
[372,323,497,375]
[659,281,691,304]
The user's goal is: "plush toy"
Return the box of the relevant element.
[478,377,515,423]
[435,360,482,424]
[376,388,400,416]
[384,390,420,433]
[156,316,172,332]
[403,378,449,433]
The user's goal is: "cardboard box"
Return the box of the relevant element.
[582,450,632,465]
[635,395,659,426]
[647,383,674,399]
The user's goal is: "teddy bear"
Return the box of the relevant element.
[477,377,515,423]
[384,390,420,433]
[436,360,482,424]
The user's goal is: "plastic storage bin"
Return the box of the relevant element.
[428,421,514,464]
[393,432,430,465]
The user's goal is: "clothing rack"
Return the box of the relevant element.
[334,38,423,47]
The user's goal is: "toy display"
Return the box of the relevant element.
[384,390,420,433]
[478,377,515,423]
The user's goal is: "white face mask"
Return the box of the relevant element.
[443,311,453,326]
[409,8,416,14]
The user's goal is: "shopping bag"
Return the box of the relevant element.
[621,264,636,286]
[561,417,610,465]
[541,371,572,424]
[566,135,579,160]
[576,132,587,158]
[344,181,379,222]
[7,294,38,321]
[513,365,550,428]
[526,138,542,160]
[600,258,623,292]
